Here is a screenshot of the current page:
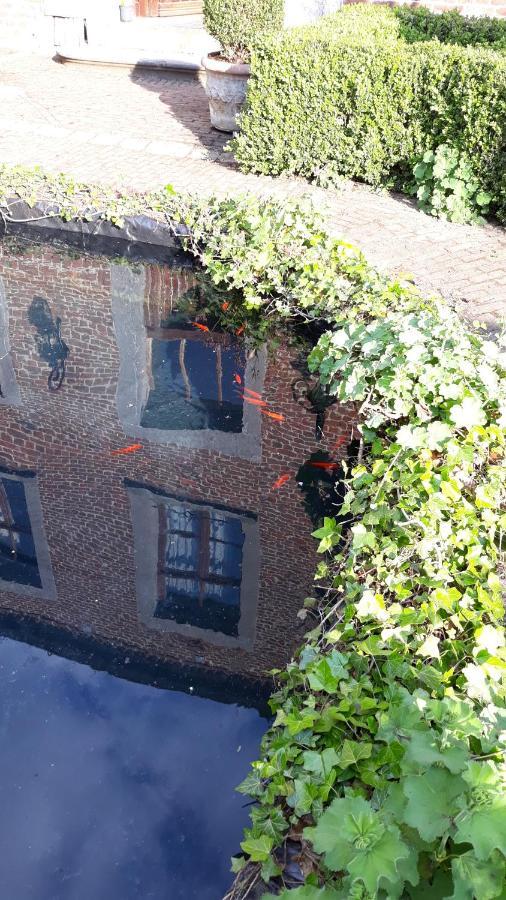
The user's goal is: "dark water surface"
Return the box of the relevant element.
[0,233,351,900]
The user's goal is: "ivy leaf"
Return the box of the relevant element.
[351,523,377,550]
[356,590,389,623]
[303,748,340,776]
[450,851,506,900]
[402,768,465,841]
[287,778,321,816]
[426,421,453,449]
[237,769,265,796]
[417,634,440,659]
[240,833,273,862]
[449,396,486,429]
[307,658,338,693]
[260,854,282,883]
[230,855,246,874]
[337,740,373,769]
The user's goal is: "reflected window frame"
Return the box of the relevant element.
[0,469,56,601]
[0,276,21,407]
[128,483,260,649]
[111,263,267,461]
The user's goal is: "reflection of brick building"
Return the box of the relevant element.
[0,237,356,696]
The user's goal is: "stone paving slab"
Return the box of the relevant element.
[0,51,505,324]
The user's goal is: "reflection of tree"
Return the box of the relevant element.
[28,297,70,391]
[297,442,360,531]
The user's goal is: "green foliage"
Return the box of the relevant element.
[409,145,492,224]
[170,194,506,899]
[233,4,506,223]
[202,0,284,62]
[0,168,504,898]
[395,5,506,53]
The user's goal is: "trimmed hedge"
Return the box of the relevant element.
[203,0,284,61]
[233,5,506,222]
[395,5,506,52]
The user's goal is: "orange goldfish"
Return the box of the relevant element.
[191,322,210,333]
[221,302,230,311]
[236,325,245,336]
[112,443,142,456]
[233,374,242,385]
[244,388,262,400]
[262,410,285,422]
[243,396,267,407]
[309,461,339,471]
[271,473,291,490]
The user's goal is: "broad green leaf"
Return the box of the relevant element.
[263,887,341,900]
[402,768,465,841]
[403,729,469,774]
[450,851,506,900]
[455,805,506,861]
[305,796,409,894]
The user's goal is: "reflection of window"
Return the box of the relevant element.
[141,329,246,434]
[128,484,259,648]
[155,505,244,636]
[111,263,266,460]
[0,471,56,600]
[0,478,41,588]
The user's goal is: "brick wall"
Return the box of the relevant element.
[0,239,357,689]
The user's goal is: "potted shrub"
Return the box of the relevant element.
[202,0,284,132]
[119,0,135,22]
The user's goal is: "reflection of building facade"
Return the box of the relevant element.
[0,237,356,692]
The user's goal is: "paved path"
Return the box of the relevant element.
[0,51,505,323]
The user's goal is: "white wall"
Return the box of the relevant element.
[284,0,343,27]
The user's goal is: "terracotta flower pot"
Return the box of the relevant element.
[202,53,251,133]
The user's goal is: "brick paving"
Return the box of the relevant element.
[0,50,505,323]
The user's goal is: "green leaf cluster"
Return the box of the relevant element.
[202,0,284,62]
[409,145,492,224]
[174,194,506,899]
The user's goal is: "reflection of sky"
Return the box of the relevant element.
[0,636,267,900]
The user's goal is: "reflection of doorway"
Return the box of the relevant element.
[128,484,259,648]
[137,0,203,15]
[0,276,21,407]
[0,471,56,600]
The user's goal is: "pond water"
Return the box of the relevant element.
[0,232,353,900]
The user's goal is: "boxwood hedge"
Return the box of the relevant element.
[232,5,506,222]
